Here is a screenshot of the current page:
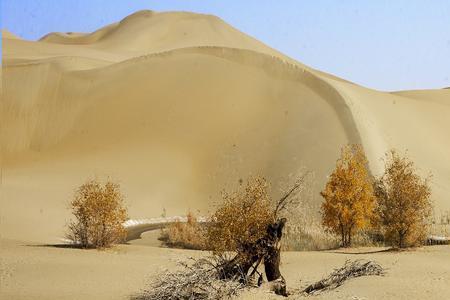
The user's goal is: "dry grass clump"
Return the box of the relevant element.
[431,210,450,239]
[437,210,450,225]
[282,222,339,251]
[303,259,384,294]
[278,172,340,251]
[282,223,381,251]
[349,230,384,247]
[66,179,127,248]
[133,257,244,300]
[159,212,207,250]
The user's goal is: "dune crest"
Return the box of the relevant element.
[2,29,21,39]
[38,10,290,59]
[2,10,449,244]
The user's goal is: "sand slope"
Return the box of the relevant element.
[2,10,450,245]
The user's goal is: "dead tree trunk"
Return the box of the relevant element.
[217,244,260,282]
[218,218,288,296]
[264,218,287,296]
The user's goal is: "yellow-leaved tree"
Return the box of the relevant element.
[67,179,128,248]
[374,150,432,248]
[321,144,375,247]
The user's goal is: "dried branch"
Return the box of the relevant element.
[274,172,309,218]
[303,260,384,294]
[133,257,245,300]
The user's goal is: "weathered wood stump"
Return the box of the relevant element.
[264,218,287,296]
[217,218,288,296]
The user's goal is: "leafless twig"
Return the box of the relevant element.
[133,257,245,300]
[274,172,310,218]
[303,260,384,294]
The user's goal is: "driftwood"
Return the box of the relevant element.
[303,260,384,294]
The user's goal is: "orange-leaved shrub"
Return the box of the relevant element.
[207,176,275,255]
[320,144,376,247]
[67,179,128,248]
[374,150,432,248]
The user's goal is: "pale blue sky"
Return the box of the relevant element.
[2,0,449,91]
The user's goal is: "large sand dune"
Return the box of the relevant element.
[2,10,450,245]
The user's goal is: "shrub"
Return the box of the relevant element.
[374,150,432,248]
[159,211,207,250]
[148,175,307,297]
[67,179,128,248]
[206,176,275,255]
[320,144,376,247]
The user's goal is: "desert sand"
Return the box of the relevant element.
[1,10,450,299]
[1,238,449,299]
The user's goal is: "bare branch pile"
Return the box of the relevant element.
[303,259,384,294]
[134,257,244,300]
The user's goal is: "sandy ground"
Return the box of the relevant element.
[2,9,450,300]
[1,238,449,300]
[0,238,197,300]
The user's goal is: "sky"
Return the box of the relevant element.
[2,0,449,91]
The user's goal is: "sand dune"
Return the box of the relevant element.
[2,9,450,300]
[2,10,450,246]
[39,11,292,59]
[6,10,293,68]
[2,30,21,39]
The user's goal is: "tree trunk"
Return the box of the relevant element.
[398,232,404,248]
[218,245,260,282]
[218,218,288,296]
[348,227,352,247]
[342,230,349,248]
[264,218,287,296]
